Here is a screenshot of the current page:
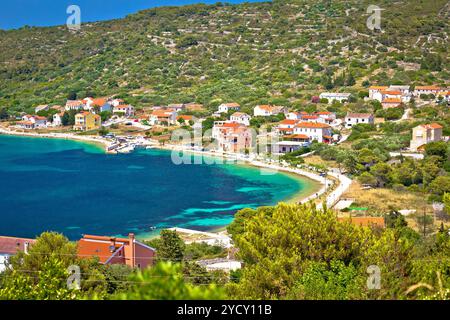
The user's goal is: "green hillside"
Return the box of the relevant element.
[0,0,448,113]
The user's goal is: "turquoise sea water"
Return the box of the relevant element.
[0,135,313,240]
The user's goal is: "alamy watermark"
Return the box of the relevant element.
[67,264,81,290]
[366,5,383,31]
[366,265,381,290]
[66,5,81,32]
[169,124,281,175]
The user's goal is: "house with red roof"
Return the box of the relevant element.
[314,111,337,124]
[414,86,441,97]
[293,122,333,143]
[369,86,389,99]
[410,123,443,152]
[17,115,48,129]
[253,105,287,117]
[0,236,36,272]
[77,233,156,270]
[382,98,402,108]
[149,109,178,126]
[65,100,85,111]
[212,121,252,153]
[230,112,251,126]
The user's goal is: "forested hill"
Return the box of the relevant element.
[0,0,448,113]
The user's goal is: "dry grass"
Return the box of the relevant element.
[303,155,338,168]
[342,181,431,214]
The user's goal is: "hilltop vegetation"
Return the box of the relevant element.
[0,0,448,113]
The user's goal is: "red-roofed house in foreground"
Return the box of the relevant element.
[0,236,36,272]
[410,123,443,152]
[77,233,156,269]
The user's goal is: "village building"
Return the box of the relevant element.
[16,121,35,130]
[77,234,156,270]
[345,113,374,128]
[52,112,65,127]
[382,98,403,108]
[230,112,251,126]
[196,258,242,272]
[217,102,241,114]
[177,115,194,126]
[253,105,287,117]
[149,109,178,126]
[212,121,252,153]
[273,133,311,154]
[73,112,102,131]
[319,92,351,104]
[315,111,337,124]
[17,115,48,129]
[83,97,112,113]
[414,86,441,96]
[293,122,332,143]
[0,236,36,273]
[65,100,84,111]
[369,86,389,99]
[410,123,443,152]
[110,98,125,107]
[436,91,450,103]
[113,104,134,117]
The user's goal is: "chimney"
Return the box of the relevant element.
[129,233,136,268]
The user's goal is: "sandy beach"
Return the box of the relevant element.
[0,126,113,152]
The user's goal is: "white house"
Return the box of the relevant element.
[273,140,310,154]
[52,112,65,127]
[149,109,178,126]
[113,105,134,117]
[230,112,251,126]
[110,98,125,107]
[82,97,112,113]
[253,105,287,117]
[218,103,241,114]
[20,115,47,128]
[0,236,35,273]
[315,111,336,124]
[319,92,351,104]
[65,100,84,111]
[369,86,389,99]
[276,119,300,135]
[436,91,450,103]
[414,86,441,97]
[372,88,411,103]
[293,122,332,143]
[345,113,374,128]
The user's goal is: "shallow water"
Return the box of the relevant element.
[0,135,314,240]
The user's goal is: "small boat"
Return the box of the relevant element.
[149,226,157,231]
